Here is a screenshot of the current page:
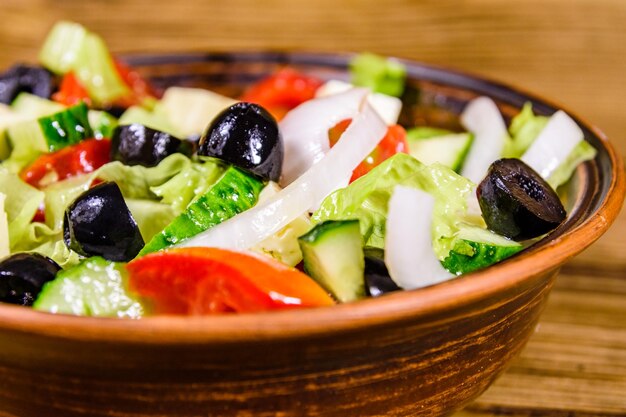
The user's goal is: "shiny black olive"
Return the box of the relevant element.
[477,158,566,241]
[363,247,401,297]
[63,182,144,261]
[0,253,61,306]
[111,124,193,167]
[198,102,282,181]
[0,64,56,104]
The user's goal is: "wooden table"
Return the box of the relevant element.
[1,1,624,416]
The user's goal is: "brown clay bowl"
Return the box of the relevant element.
[0,53,623,417]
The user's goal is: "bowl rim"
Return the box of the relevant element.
[0,52,623,345]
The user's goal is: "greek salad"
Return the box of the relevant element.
[0,22,596,316]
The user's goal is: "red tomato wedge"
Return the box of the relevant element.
[127,248,335,315]
[328,120,409,182]
[53,60,156,108]
[240,68,323,120]
[20,139,111,188]
[113,59,158,107]
[52,72,91,106]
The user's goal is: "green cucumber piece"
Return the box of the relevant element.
[33,256,144,318]
[442,226,522,275]
[10,92,64,118]
[38,21,130,105]
[38,21,88,74]
[349,53,406,97]
[406,129,473,172]
[298,220,365,303]
[140,166,265,255]
[88,110,118,139]
[155,86,238,138]
[38,102,93,152]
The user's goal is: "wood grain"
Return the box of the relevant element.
[0,1,624,416]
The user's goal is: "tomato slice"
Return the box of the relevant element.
[20,139,112,188]
[240,68,323,120]
[328,120,409,182]
[52,72,91,107]
[126,247,335,315]
[113,59,158,107]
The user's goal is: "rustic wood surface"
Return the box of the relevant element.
[0,1,624,416]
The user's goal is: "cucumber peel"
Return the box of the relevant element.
[140,166,265,255]
[299,220,365,302]
[33,256,144,318]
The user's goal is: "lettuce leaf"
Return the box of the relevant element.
[349,53,406,97]
[313,153,474,258]
[503,102,549,158]
[547,140,597,189]
[3,154,223,266]
[0,169,44,249]
[0,193,9,258]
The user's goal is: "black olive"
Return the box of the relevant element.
[63,182,144,261]
[0,253,61,306]
[363,247,401,297]
[198,102,282,182]
[0,64,56,104]
[477,158,567,241]
[111,124,193,167]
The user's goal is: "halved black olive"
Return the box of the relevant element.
[0,64,56,104]
[63,182,144,261]
[198,102,283,182]
[0,253,61,306]
[363,247,401,297]
[111,124,193,167]
[477,158,567,241]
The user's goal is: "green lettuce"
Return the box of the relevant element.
[349,53,406,97]
[547,140,597,189]
[0,169,44,249]
[0,192,9,258]
[503,103,596,188]
[2,154,223,266]
[503,102,549,158]
[313,153,474,259]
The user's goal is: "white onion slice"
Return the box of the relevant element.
[176,102,387,251]
[279,87,368,186]
[315,80,402,125]
[460,97,509,183]
[385,186,453,290]
[521,110,583,179]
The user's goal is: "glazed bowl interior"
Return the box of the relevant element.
[0,52,623,341]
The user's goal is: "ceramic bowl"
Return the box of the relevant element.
[0,52,623,417]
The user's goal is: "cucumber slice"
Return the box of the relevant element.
[38,21,130,105]
[10,93,64,118]
[119,106,181,138]
[88,110,118,139]
[298,220,365,302]
[140,166,265,255]
[406,128,473,172]
[442,226,522,275]
[155,87,238,138]
[33,257,144,318]
[37,102,93,152]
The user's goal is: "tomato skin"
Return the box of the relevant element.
[127,247,335,315]
[329,120,408,182]
[52,72,91,107]
[113,59,158,107]
[20,139,112,188]
[53,60,156,108]
[240,68,323,120]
